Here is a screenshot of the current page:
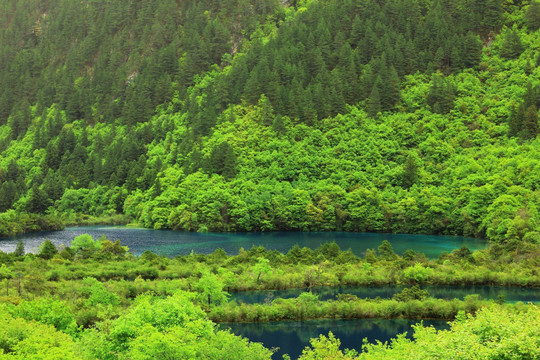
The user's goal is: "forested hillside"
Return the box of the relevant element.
[0,0,539,244]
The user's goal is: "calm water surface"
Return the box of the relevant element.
[0,226,486,258]
[230,285,540,304]
[223,318,448,359]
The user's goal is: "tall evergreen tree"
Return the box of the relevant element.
[209,141,237,179]
[500,29,524,59]
[521,105,539,140]
[526,1,540,30]
[367,82,382,117]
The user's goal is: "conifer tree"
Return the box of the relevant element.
[508,104,523,138]
[0,181,17,212]
[402,153,419,189]
[521,105,539,140]
[367,83,382,117]
[461,32,483,68]
[14,241,24,257]
[500,29,524,59]
[38,240,59,260]
[209,141,237,179]
[526,1,540,30]
[427,74,455,114]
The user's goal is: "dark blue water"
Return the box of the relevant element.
[223,318,448,359]
[0,226,486,258]
[229,285,540,304]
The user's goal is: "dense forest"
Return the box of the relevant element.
[1,0,540,358]
[0,0,538,246]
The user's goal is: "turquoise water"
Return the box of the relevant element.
[223,318,448,359]
[230,285,540,304]
[0,226,486,258]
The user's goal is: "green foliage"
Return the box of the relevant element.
[80,277,120,307]
[195,272,229,307]
[294,306,540,360]
[426,74,455,114]
[357,306,540,359]
[0,313,81,360]
[211,294,499,323]
[71,234,97,252]
[78,291,273,360]
[253,257,272,283]
[402,264,434,284]
[6,298,78,335]
[527,1,540,30]
[392,285,430,301]
[500,28,525,59]
[297,332,356,360]
[0,264,13,296]
[14,241,24,257]
[38,240,58,260]
[377,241,397,261]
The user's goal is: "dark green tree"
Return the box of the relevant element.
[427,74,455,113]
[402,153,419,189]
[526,1,540,30]
[209,141,237,179]
[500,29,524,59]
[38,240,59,260]
[508,104,524,138]
[366,82,382,117]
[26,185,51,214]
[378,240,397,261]
[521,105,539,140]
[14,241,25,257]
[0,181,18,212]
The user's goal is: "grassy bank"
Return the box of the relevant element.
[209,296,519,322]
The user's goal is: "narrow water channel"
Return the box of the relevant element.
[222,318,449,359]
[229,285,540,304]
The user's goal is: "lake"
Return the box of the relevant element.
[230,285,540,304]
[0,226,486,258]
[222,318,449,359]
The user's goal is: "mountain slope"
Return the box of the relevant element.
[0,0,539,245]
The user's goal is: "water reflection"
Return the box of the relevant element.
[230,285,540,304]
[223,318,448,359]
[0,226,486,258]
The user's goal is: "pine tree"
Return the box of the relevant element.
[508,104,523,138]
[500,29,524,59]
[427,74,455,114]
[380,66,400,111]
[14,241,25,257]
[7,100,31,138]
[402,153,419,189]
[350,15,364,47]
[461,32,482,68]
[526,1,540,30]
[273,115,286,135]
[0,181,17,212]
[521,105,539,140]
[27,184,51,214]
[480,0,504,34]
[367,82,382,117]
[244,67,262,105]
[209,141,237,179]
[38,240,58,260]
